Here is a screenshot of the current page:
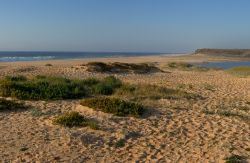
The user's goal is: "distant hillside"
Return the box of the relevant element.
[194,49,250,58]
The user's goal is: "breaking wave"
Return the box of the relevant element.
[0,56,56,62]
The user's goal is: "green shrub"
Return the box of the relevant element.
[5,75,27,81]
[85,62,163,74]
[80,97,144,117]
[224,154,246,163]
[93,83,113,95]
[91,76,122,95]
[53,112,97,129]
[0,98,27,112]
[0,76,122,100]
[115,139,126,148]
[115,84,202,100]
[103,76,122,88]
[166,62,209,71]
[45,63,53,66]
[0,76,87,100]
[81,78,100,86]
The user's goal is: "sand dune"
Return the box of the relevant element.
[0,55,249,162]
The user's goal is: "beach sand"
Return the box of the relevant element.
[0,54,249,162]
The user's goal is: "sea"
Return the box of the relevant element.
[0,51,171,62]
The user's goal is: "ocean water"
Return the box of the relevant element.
[0,51,170,62]
[198,61,250,69]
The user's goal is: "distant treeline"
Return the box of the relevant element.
[195,49,250,57]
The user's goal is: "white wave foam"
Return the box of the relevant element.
[0,56,56,62]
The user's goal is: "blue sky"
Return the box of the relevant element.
[0,0,250,52]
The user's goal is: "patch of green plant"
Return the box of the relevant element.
[85,62,163,74]
[5,75,27,81]
[80,97,145,117]
[20,145,29,151]
[227,66,250,77]
[91,76,122,95]
[115,139,126,148]
[0,98,27,112]
[166,62,210,71]
[45,63,53,66]
[115,84,202,101]
[93,83,113,95]
[224,154,246,163]
[0,75,122,100]
[0,76,87,100]
[53,112,98,129]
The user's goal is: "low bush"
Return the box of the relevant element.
[0,75,122,100]
[45,63,53,66]
[53,112,97,129]
[0,76,87,100]
[93,83,113,95]
[115,139,126,148]
[166,62,209,71]
[224,154,246,163]
[5,75,27,81]
[82,76,122,95]
[115,84,202,100]
[85,62,163,74]
[0,98,27,112]
[80,97,145,117]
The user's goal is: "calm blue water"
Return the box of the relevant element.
[198,61,250,69]
[0,51,169,62]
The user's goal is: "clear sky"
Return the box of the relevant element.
[0,0,250,52]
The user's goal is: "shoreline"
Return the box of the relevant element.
[0,53,249,67]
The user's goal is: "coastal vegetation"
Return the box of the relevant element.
[0,61,248,161]
[165,62,210,71]
[45,63,53,66]
[80,97,145,117]
[84,62,164,74]
[114,84,202,101]
[224,154,247,163]
[0,98,27,112]
[53,111,98,129]
[0,75,122,100]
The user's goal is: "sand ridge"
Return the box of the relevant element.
[0,55,249,162]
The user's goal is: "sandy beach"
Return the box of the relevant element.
[0,54,249,162]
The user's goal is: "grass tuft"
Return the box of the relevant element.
[80,97,145,117]
[0,98,27,112]
[115,139,126,148]
[166,62,210,71]
[53,112,97,129]
[115,84,202,101]
[224,154,246,163]
[45,63,53,66]
[0,75,122,100]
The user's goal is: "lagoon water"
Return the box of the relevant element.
[199,61,250,69]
